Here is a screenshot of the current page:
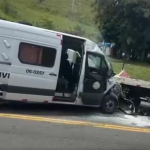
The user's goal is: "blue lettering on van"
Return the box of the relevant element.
[0,72,10,79]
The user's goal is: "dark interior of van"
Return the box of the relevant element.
[55,35,85,99]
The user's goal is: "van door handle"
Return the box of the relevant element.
[49,73,57,76]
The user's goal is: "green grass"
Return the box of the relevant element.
[108,58,150,81]
[0,0,99,42]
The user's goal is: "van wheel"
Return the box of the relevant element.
[102,95,118,114]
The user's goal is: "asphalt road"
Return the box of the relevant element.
[0,102,150,150]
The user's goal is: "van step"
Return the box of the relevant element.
[53,96,76,103]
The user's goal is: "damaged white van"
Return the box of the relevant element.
[0,19,122,114]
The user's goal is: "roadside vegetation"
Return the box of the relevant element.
[1,0,150,81]
[93,0,150,81]
[108,58,150,81]
[93,0,150,62]
[0,0,99,42]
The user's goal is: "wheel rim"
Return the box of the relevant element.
[105,100,115,112]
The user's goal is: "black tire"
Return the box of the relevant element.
[102,95,118,114]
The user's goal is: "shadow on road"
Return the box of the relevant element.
[0,102,106,117]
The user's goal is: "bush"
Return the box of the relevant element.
[39,17,55,30]
[66,11,91,26]
[0,0,18,18]
[63,25,85,36]
[38,0,45,4]
[0,16,7,21]
[74,25,85,35]
[63,30,79,36]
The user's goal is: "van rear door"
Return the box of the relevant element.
[6,34,62,102]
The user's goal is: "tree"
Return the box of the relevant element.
[93,0,150,60]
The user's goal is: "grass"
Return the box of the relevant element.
[0,0,99,42]
[108,57,150,81]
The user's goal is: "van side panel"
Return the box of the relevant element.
[0,36,12,96]
[0,28,62,102]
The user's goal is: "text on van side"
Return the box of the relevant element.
[0,72,10,79]
[26,69,45,75]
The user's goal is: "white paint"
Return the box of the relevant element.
[93,82,100,90]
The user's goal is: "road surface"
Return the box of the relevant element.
[0,102,150,150]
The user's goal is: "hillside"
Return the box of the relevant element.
[0,0,99,42]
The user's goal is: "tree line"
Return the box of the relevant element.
[93,0,150,62]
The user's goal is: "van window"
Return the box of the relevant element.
[101,59,108,71]
[87,53,108,75]
[19,43,56,67]
[88,54,101,70]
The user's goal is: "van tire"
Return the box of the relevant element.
[102,95,118,114]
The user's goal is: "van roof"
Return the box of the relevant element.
[0,19,87,41]
[0,19,104,55]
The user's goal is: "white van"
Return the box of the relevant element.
[0,19,121,114]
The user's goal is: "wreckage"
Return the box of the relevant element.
[111,70,150,115]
